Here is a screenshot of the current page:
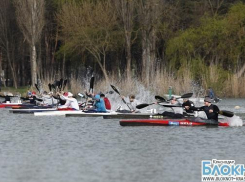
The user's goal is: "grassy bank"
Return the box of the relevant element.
[2,66,245,98]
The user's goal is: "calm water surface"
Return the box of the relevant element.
[0,98,245,182]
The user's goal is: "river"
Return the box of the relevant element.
[0,98,245,182]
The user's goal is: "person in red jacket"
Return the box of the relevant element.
[100,93,111,110]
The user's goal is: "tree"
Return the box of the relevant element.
[136,0,162,86]
[0,0,19,88]
[58,0,123,83]
[14,0,45,86]
[114,0,135,80]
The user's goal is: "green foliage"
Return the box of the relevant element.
[57,0,124,59]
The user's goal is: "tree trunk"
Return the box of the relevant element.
[6,42,17,88]
[62,52,66,78]
[237,63,245,78]
[126,34,131,80]
[31,43,37,85]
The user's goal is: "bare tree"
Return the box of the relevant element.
[114,0,135,80]
[207,0,225,16]
[0,0,18,88]
[137,0,162,86]
[14,0,45,86]
[58,0,123,83]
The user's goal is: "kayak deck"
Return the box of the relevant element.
[120,119,230,126]
[103,113,165,119]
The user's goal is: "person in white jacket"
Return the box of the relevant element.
[58,92,79,110]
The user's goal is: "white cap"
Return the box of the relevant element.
[68,92,73,97]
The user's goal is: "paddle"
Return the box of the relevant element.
[51,84,56,91]
[218,110,234,117]
[178,92,193,99]
[136,96,166,109]
[59,78,63,91]
[63,79,67,91]
[155,95,167,102]
[110,84,131,110]
[137,93,193,109]
[136,103,154,109]
[159,104,234,118]
[155,93,193,103]
[48,83,52,92]
[89,76,94,93]
[35,83,40,94]
[168,93,193,101]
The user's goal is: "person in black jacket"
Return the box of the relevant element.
[187,97,220,122]
[182,98,195,114]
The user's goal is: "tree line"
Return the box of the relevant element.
[0,0,245,97]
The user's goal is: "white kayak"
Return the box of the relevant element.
[34,110,114,116]
[34,110,84,116]
[164,94,221,103]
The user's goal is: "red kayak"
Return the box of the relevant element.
[120,118,230,126]
[0,103,22,108]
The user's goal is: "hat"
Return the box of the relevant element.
[204,97,212,103]
[67,92,73,97]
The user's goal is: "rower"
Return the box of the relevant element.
[161,96,184,118]
[58,92,79,110]
[121,94,140,113]
[84,91,107,112]
[100,93,111,111]
[189,97,220,123]
[182,98,195,115]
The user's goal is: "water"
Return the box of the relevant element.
[0,99,245,182]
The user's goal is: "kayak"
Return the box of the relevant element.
[120,118,230,126]
[34,110,84,116]
[164,94,221,103]
[66,112,114,117]
[103,113,165,119]
[0,103,22,108]
[65,112,165,118]
[11,105,53,109]
[9,108,57,114]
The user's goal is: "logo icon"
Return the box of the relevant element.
[202,159,245,181]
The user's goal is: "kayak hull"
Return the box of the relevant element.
[103,113,165,119]
[66,112,113,117]
[0,103,22,108]
[34,110,84,116]
[120,119,230,126]
[9,108,57,114]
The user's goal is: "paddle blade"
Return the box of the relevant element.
[180,93,193,98]
[136,103,152,109]
[63,79,67,90]
[155,95,167,102]
[219,110,234,117]
[48,83,52,92]
[110,85,120,95]
[89,77,95,92]
[59,79,63,91]
[35,83,40,93]
[51,84,56,91]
